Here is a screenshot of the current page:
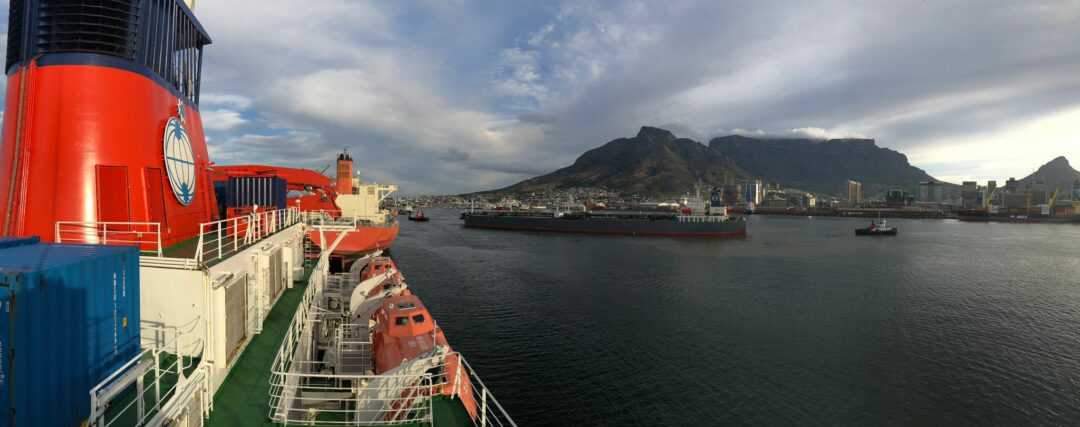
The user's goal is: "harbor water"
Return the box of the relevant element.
[394,210,1080,426]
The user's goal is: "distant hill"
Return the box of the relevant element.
[1019,156,1080,192]
[707,135,938,196]
[491,127,745,196]
[487,126,947,198]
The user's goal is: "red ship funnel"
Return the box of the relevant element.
[0,0,216,248]
[336,149,354,195]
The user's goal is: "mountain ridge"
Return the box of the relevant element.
[493,126,746,196]
[486,126,949,197]
[1019,156,1080,191]
[707,134,938,196]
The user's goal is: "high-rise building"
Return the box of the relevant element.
[1005,178,1019,193]
[740,179,764,205]
[961,181,979,209]
[919,180,945,203]
[1073,179,1080,201]
[847,180,863,205]
[984,181,998,207]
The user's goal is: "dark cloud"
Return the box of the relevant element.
[440,147,470,163]
[1,2,1078,193]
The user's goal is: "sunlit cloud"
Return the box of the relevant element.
[0,1,1077,194]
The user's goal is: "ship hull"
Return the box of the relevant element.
[462,214,747,237]
[308,222,399,255]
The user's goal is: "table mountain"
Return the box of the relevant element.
[492,126,745,196]
[489,126,946,197]
[708,135,938,196]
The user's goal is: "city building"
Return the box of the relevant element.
[741,179,764,205]
[761,197,788,209]
[918,180,945,203]
[847,180,863,205]
[1005,178,1019,193]
[1026,180,1049,205]
[1003,193,1032,213]
[720,184,741,206]
[961,181,979,209]
[886,189,913,208]
[1073,179,1080,200]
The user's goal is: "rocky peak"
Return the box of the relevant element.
[635,126,677,143]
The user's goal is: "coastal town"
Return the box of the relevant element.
[396,172,1080,223]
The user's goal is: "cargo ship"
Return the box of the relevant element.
[462,191,747,237]
[0,1,513,426]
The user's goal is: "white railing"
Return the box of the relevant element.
[303,209,396,228]
[676,215,733,223]
[195,207,301,262]
[336,323,373,375]
[303,209,360,229]
[269,348,515,426]
[270,370,436,425]
[55,221,163,256]
[267,250,517,426]
[89,318,208,427]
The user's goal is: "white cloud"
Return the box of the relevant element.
[180,1,1080,193]
[787,127,868,140]
[527,24,555,47]
[201,109,248,131]
[908,106,1080,183]
[490,48,548,102]
[201,93,253,110]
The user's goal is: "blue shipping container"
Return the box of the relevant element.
[0,237,140,427]
[223,176,288,211]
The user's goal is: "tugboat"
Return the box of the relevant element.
[408,208,430,222]
[856,219,898,236]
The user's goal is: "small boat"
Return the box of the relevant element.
[856,219,898,236]
[408,209,430,222]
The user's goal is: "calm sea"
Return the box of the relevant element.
[392,209,1080,426]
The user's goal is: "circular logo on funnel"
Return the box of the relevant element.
[163,108,196,206]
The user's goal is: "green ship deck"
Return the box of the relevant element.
[206,262,476,427]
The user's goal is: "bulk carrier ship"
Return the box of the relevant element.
[0,1,513,426]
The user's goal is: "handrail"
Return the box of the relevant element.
[195,207,301,263]
[303,209,393,228]
[89,318,205,427]
[267,249,516,426]
[55,221,163,256]
[676,215,733,223]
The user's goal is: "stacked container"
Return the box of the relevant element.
[218,176,288,211]
[0,237,140,426]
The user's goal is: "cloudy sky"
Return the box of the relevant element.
[4,1,1080,193]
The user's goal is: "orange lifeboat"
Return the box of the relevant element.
[358,257,406,299]
[371,293,478,420]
